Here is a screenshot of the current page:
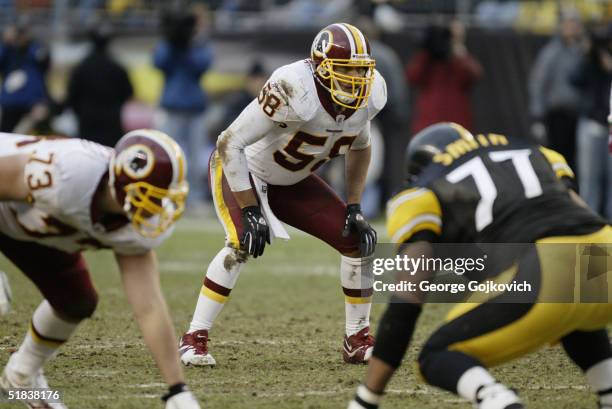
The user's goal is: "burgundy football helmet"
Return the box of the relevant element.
[310,23,376,109]
[109,129,188,237]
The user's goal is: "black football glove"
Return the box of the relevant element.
[240,206,270,258]
[342,204,377,257]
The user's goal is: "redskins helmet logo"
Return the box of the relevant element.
[115,144,155,179]
[312,30,334,59]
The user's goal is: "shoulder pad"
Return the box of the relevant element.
[367,70,387,121]
[26,139,111,214]
[386,187,442,244]
[260,60,318,123]
[538,146,575,180]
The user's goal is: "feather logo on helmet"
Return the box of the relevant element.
[115,144,155,180]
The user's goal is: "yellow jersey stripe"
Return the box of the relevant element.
[390,215,442,243]
[395,221,443,244]
[386,188,433,219]
[539,146,575,179]
[552,162,575,179]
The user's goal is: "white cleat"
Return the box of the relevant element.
[0,271,12,315]
[178,330,216,366]
[0,364,67,409]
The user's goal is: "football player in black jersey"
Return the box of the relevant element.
[349,123,612,409]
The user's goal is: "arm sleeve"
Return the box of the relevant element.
[217,99,278,192]
[386,187,442,244]
[351,121,371,151]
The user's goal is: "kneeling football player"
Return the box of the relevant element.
[349,123,612,409]
[179,23,386,366]
[0,130,201,408]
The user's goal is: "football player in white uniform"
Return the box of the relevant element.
[0,130,200,409]
[179,23,387,366]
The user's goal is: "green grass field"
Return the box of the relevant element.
[0,215,603,408]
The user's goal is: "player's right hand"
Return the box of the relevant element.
[162,384,201,409]
[240,206,270,258]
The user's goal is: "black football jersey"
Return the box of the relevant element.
[387,133,607,244]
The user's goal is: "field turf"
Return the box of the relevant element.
[0,215,602,408]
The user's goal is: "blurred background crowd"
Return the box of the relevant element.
[0,0,610,220]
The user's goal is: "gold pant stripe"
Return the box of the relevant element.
[201,286,229,304]
[445,226,612,367]
[211,152,239,247]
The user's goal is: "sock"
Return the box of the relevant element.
[188,247,246,333]
[9,300,79,377]
[371,301,422,368]
[341,256,374,336]
[562,329,612,371]
[348,384,382,409]
[586,358,612,406]
[456,366,496,402]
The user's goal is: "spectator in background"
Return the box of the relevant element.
[0,18,50,132]
[66,22,133,146]
[154,5,213,205]
[355,16,407,208]
[406,19,482,135]
[571,24,612,220]
[528,9,585,170]
[212,60,267,137]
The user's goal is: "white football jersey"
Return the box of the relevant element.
[0,133,172,255]
[220,59,387,191]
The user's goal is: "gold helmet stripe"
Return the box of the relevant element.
[344,23,365,55]
[449,122,475,141]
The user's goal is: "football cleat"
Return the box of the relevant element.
[343,327,374,364]
[476,383,523,409]
[0,271,12,315]
[179,330,216,366]
[0,365,67,409]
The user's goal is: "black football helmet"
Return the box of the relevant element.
[405,122,474,181]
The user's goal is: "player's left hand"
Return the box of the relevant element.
[342,204,377,257]
[162,383,201,409]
